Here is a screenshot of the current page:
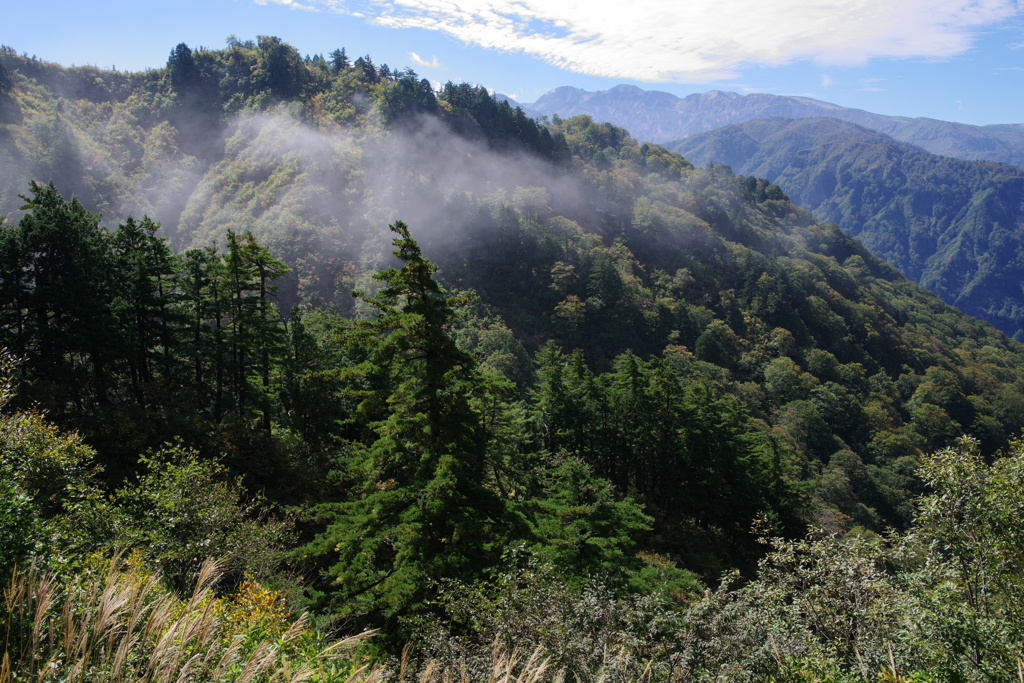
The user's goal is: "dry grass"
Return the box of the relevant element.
[0,557,377,683]
[394,638,650,683]
[404,645,566,683]
[399,651,569,683]
[0,557,640,683]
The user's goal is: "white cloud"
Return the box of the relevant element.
[820,74,833,87]
[254,0,321,11]
[409,51,442,68]
[301,0,1021,82]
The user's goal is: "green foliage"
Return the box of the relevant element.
[0,58,12,95]
[374,75,438,126]
[5,181,113,400]
[345,437,1024,680]
[606,436,1024,682]
[0,411,99,518]
[0,43,561,235]
[0,184,294,478]
[674,116,1024,336]
[298,222,519,639]
[71,444,292,591]
[528,452,652,578]
[11,40,1024,672]
[0,478,35,580]
[0,404,101,577]
[407,546,695,680]
[531,343,802,574]
[909,436,1024,675]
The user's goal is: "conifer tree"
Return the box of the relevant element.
[0,59,13,95]
[300,221,514,637]
[223,230,288,429]
[329,48,349,73]
[110,216,177,401]
[5,181,115,402]
[178,246,226,413]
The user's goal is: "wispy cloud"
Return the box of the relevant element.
[283,0,1022,82]
[254,0,321,11]
[821,74,833,87]
[409,51,442,68]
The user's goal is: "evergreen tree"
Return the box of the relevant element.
[239,232,289,433]
[299,221,516,639]
[0,59,13,95]
[256,35,305,99]
[167,43,199,93]
[222,230,288,429]
[178,246,226,415]
[353,56,378,84]
[4,181,115,403]
[110,216,178,402]
[329,48,348,73]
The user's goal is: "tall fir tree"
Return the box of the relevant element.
[4,181,115,404]
[299,221,518,639]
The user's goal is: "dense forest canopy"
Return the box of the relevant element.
[3,37,1024,680]
[671,117,1024,339]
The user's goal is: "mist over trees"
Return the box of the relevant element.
[3,37,1024,680]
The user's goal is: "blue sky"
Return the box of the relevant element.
[4,0,1023,126]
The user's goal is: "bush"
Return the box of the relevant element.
[64,444,293,592]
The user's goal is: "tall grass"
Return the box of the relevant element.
[0,557,604,683]
[0,557,375,683]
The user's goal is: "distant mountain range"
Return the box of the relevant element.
[670,117,1024,337]
[523,85,1024,168]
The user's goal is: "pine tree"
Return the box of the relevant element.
[223,230,288,430]
[300,221,515,638]
[178,246,225,413]
[167,43,199,93]
[7,181,115,403]
[0,59,13,95]
[329,48,349,73]
[109,216,178,401]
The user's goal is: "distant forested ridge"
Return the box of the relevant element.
[0,40,565,243]
[524,84,1024,167]
[671,117,1024,338]
[5,38,1024,677]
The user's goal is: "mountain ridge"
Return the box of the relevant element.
[669,116,1024,337]
[524,85,1024,168]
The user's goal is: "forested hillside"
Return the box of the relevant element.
[671,117,1024,338]
[526,84,1024,167]
[4,38,1024,681]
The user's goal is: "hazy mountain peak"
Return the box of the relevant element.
[692,90,741,101]
[526,85,1024,167]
